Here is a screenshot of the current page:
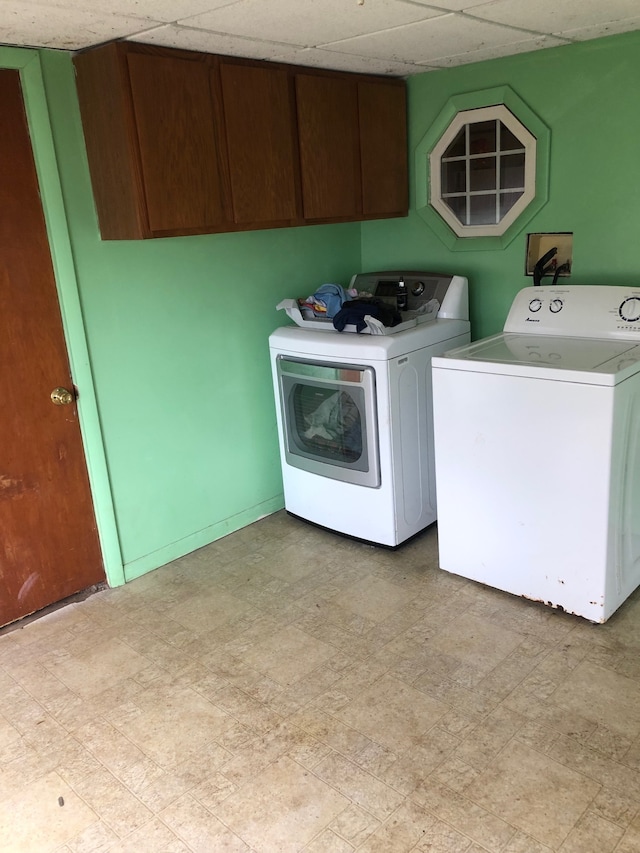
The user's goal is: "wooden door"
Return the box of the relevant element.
[0,69,105,628]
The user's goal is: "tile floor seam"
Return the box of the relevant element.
[157,795,255,853]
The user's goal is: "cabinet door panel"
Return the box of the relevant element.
[220,62,300,225]
[127,52,228,234]
[296,74,361,221]
[74,43,148,239]
[358,80,408,217]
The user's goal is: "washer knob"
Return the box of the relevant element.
[619,297,640,322]
[550,298,564,314]
[529,298,542,312]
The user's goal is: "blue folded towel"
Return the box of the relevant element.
[309,284,350,319]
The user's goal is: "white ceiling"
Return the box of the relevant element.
[2,0,640,76]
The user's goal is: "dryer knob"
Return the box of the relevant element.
[529,298,542,312]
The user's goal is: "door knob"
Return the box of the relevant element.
[51,387,74,406]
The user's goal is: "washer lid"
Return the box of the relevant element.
[435,333,640,385]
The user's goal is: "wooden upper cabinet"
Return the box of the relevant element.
[358,79,408,218]
[295,73,361,222]
[74,43,231,239]
[74,42,408,239]
[219,60,301,227]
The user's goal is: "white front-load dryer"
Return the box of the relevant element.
[269,272,470,547]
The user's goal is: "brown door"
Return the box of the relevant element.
[0,69,105,628]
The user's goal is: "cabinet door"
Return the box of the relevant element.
[74,43,148,239]
[220,61,300,226]
[358,80,408,217]
[127,51,229,235]
[295,73,361,221]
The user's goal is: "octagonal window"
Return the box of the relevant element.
[430,105,536,238]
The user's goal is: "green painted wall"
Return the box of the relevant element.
[13,29,640,587]
[36,50,362,582]
[361,30,640,341]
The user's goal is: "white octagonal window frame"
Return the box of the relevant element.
[415,86,550,251]
[430,104,536,238]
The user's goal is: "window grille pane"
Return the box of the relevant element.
[442,159,466,194]
[500,123,522,151]
[500,153,525,189]
[469,120,496,155]
[444,127,466,158]
[499,191,523,219]
[469,194,498,225]
[444,195,467,225]
[470,156,496,192]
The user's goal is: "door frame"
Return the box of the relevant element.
[1,46,124,588]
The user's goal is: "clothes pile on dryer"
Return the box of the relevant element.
[299,283,357,319]
[298,282,403,331]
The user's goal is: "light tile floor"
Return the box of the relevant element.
[2,511,640,852]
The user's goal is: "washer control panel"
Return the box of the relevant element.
[619,296,640,322]
[506,285,640,339]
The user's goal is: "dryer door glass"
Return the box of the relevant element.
[277,357,380,487]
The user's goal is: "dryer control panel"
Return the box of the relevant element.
[504,285,640,340]
[350,271,469,322]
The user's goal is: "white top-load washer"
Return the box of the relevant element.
[269,272,470,547]
[432,284,640,622]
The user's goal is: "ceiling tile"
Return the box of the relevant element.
[321,14,536,63]
[406,0,502,9]
[177,0,445,47]
[470,0,640,36]
[0,1,158,49]
[128,24,299,59]
[17,0,236,23]
[556,15,640,41]
[271,45,422,75]
[425,33,567,67]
